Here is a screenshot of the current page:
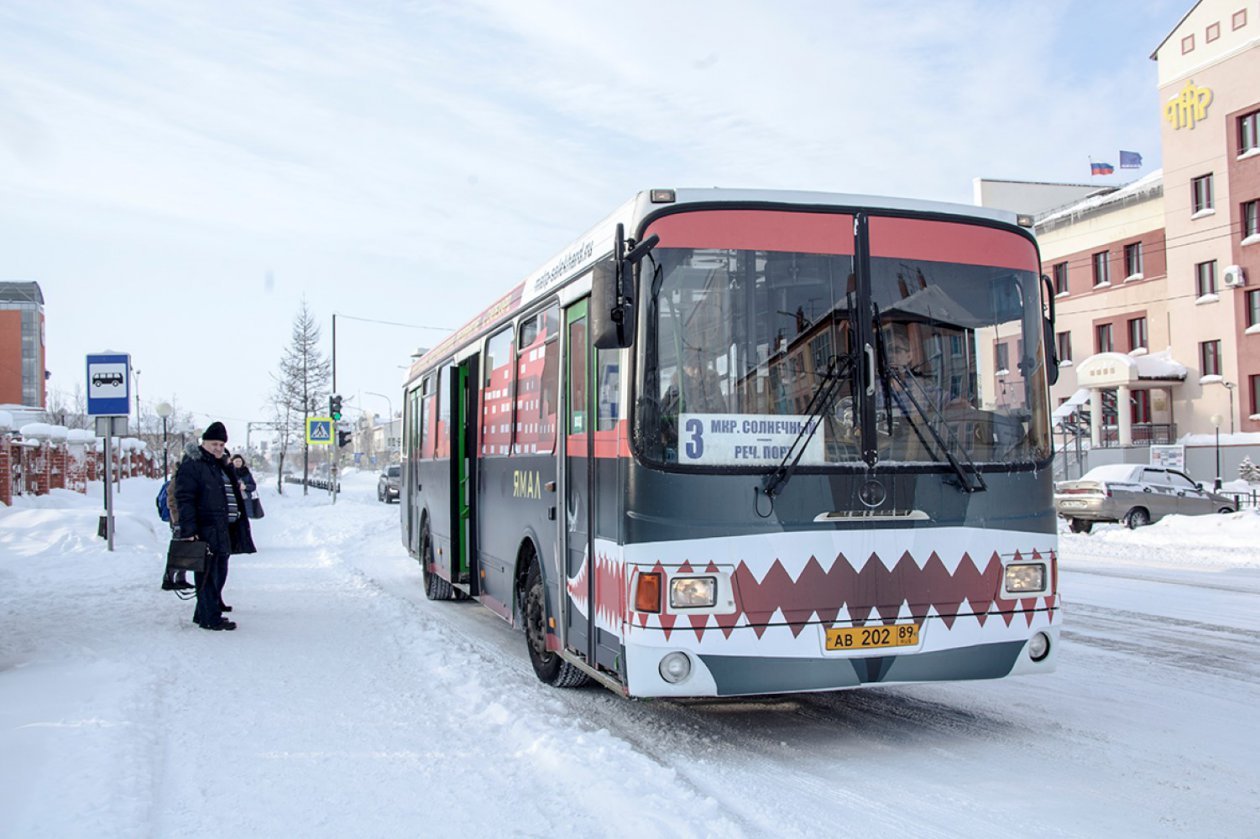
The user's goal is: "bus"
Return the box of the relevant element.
[401,188,1061,698]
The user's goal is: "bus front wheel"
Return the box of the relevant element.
[524,556,589,688]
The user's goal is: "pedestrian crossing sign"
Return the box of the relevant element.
[307,417,333,445]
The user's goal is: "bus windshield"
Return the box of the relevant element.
[636,210,1051,469]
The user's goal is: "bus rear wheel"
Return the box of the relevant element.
[1069,518,1093,534]
[524,556,589,688]
[420,520,454,601]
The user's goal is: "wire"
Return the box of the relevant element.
[333,313,453,332]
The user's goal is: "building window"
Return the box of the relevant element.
[1124,242,1143,277]
[1206,22,1221,42]
[1053,261,1069,295]
[1092,251,1110,286]
[1182,34,1195,53]
[1244,199,1260,239]
[1128,316,1148,351]
[1251,375,1260,416]
[1247,290,1260,328]
[1192,174,1214,213]
[994,341,1010,373]
[1234,9,1247,30]
[1201,340,1221,376]
[1196,260,1218,296]
[1242,111,1260,155]
[1056,331,1072,363]
[1096,323,1114,353]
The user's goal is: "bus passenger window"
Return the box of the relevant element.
[515,305,560,455]
[419,377,432,459]
[597,350,619,431]
[436,367,450,459]
[483,327,514,457]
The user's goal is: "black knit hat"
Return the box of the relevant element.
[202,421,228,442]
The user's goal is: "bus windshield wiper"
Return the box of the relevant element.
[872,318,986,494]
[761,351,854,500]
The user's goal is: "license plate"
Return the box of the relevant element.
[1061,500,1086,508]
[826,623,919,651]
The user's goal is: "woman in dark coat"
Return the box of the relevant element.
[173,423,256,630]
[230,454,262,519]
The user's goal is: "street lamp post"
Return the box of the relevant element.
[1211,413,1223,490]
[156,402,173,479]
[1223,381,1236,434]
[364,391,394,421]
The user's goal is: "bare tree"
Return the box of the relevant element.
[269,299,331,495]
[45,385,90,429]
[268,376,299,494]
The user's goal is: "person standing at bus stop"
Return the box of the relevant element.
[173,422,255,631]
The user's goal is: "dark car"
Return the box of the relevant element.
[378,465,400,503]
[1054,464,1236,533]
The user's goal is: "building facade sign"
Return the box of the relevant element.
[1164,80,1213,130]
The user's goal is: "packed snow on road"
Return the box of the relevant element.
[2,471,1258,837]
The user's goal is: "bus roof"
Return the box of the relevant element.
[404,188,1021,384]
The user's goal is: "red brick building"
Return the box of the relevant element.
[0,282,46,409]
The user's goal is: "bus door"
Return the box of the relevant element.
[448,356,481,595]
[563,298,624,676]
[563,300,594,664]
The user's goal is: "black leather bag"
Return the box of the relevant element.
[166,539,209,574]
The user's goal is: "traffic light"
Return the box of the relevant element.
[330,394,342,421]
[337,430,353,448]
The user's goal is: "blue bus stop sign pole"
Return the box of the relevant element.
[86,352,131,551]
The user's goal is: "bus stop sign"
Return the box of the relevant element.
[86,352,131,416]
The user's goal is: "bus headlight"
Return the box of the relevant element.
[1004,563,1046,594]
[1028,632,1051,662]
[659,652,692,683]
[670,576,717,609]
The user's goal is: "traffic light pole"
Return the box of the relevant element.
[329,393,342,505]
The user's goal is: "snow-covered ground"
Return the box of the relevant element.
[2,471,1258,837]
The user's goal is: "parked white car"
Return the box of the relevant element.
[1054,464,1236,533]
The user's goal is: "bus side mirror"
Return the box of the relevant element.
[592,257,634,349]
[593,225,657,350]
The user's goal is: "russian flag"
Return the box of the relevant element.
[1091,161,1115,176]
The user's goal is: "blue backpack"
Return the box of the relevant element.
[156,480,171,522]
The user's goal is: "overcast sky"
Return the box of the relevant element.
[1,0,1189,444]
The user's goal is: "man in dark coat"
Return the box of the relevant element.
[173,421,257,631]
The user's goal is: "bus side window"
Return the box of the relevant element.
[436,367,450,459]
[483,326,514,457]
[419,376,432,460]
[515,304,559,455]
[597,350,619,431]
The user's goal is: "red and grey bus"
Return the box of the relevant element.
[401,188,1061,698]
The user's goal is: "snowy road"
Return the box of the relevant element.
[3,474,1259,837]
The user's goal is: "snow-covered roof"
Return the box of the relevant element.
[1052,388,1091,424]
[1133,348,1187,380]
[1035,170,1163,231]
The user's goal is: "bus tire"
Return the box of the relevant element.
[1069,517,1092,534]
[420,520,454,601]
[524,556,589,688]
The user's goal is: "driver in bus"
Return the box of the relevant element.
[660,349,728,452]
